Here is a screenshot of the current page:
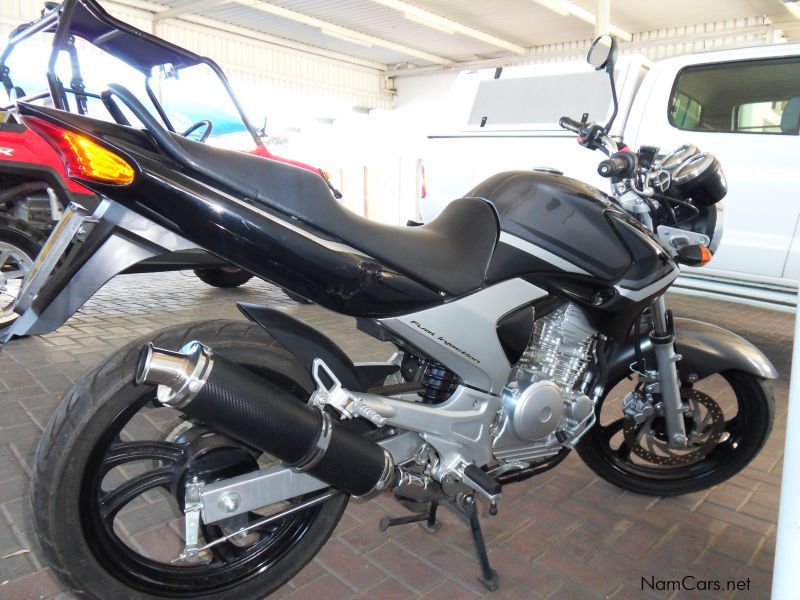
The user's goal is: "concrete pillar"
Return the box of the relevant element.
[772,289,800,599]
[596,0,610,37]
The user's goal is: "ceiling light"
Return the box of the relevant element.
[319,27,374,47]
[403,12,456,34]
[785,1,800,19]
[533,0,571,16]
[368,0,527,54]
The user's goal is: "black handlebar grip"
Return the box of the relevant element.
[598,153,634,178]
[559,116,582,133]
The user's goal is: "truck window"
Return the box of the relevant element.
[671,91,701,129]
[669,57,800,135]
[736,100,788,133]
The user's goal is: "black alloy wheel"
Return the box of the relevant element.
[576,369,774,496]
[32,320,348,599]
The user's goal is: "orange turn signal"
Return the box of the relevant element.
[25,117,135,185]
[699,244,713,265]
[60,130,135,185]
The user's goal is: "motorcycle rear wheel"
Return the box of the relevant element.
[32,319,348,599]
[0,215,43,333]
[577,369,774,496]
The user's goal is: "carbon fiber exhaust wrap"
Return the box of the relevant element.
[136,341,393,498]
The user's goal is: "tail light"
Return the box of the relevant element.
[23,117,135,185]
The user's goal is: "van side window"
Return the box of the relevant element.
[669,57,800,135]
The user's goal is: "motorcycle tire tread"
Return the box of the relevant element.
[32,318,348,600]
[0,214,47,250]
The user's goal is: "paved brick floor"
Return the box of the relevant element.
[0,272,789,599]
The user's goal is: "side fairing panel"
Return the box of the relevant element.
[379,278,548,394]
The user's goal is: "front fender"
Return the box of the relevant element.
[608,317,778,383]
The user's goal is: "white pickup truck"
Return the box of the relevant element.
[419,43,800,309]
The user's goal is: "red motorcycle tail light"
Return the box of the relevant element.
[23,117,135,185]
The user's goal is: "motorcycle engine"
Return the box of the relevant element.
[493,303,597,463]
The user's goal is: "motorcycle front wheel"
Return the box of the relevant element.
[577,369,774,496]
[32,319,347,600]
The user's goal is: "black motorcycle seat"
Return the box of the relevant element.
[175,137,499,296]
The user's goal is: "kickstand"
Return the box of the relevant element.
[379,500,442,533]
[420,501,442,534]
[443,494,499,592]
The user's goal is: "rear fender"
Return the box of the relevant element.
[6,201,198,339]
[608,317,778,383]
[237,303,397,392]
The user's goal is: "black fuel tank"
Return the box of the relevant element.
[473,170,636,282]
[472,171,678,340]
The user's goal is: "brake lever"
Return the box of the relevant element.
[578,124,611,155]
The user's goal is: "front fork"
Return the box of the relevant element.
[649,295,688,447]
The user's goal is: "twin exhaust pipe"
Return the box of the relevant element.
[136,341,395,499]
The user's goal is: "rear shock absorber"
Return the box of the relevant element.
[419,363,459,404]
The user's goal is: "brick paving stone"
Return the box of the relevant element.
[392,517,461,558]
[315,538,387,593]
[0,569,63,599]
[535,547,619,596]
[487,546,563,596]
[366,542,446,594]
[284,574,354,600]
[710,526,765,564]
[0,273,787,599]
[360,577,418,599]
[749,533,776,572]
[423,578,484,599]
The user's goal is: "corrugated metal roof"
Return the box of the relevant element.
[134,0,800,68]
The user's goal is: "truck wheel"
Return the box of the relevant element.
[193,266,253,288]
[0,216,44,334]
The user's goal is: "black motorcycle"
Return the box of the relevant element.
[8,34,773,598]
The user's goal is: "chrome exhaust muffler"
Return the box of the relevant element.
[136,341,394,499]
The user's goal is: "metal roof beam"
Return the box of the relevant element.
[154,0,231,21]
[108,0,390,70]
[367,0,528,55]
[233,0,455,66]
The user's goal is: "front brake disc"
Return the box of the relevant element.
[623,388,724,466]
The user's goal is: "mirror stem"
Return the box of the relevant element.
[604,69,619,134]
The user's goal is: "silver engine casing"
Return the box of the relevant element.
[493,303,597,463]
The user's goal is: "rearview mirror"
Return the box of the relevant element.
[587,34,617,72]
[587,34,620,133]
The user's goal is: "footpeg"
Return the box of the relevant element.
[462,464,501,503]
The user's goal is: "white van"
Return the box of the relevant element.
[420,44,800,309]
